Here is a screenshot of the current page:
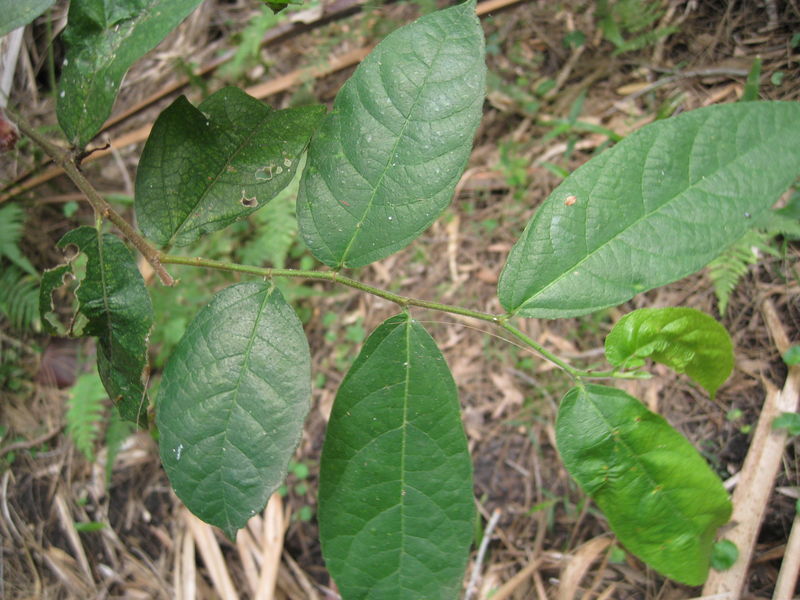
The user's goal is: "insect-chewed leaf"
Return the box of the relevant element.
[135,87,324,248]
[297,0,485,269]
[556,384,732,586]
[56,0,203,148]
[498,101,800,318]
[39,227,153,426]
[318,314,473,599]
[157,282,311,539]
[605,307,734,398]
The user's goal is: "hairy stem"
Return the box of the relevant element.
[10,110,175,286]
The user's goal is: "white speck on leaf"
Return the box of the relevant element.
[174,444,184,461]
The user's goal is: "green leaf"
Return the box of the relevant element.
[67,368,107,460]
[710,540,739,571]
[783,345,800,366]
[772,412,800,436]
[57,0,204,148]
[605,307,733,398]
[319,314,473,599]
[135,87,324,248]
[556,384,732,585]
[297,0,485,269]
[0,0,55,38]
[39,227,153,426]
[157,282,311,539]
[498,101,800,318]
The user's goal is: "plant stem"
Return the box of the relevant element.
[160,254,497,323]
[10,110,175,286]
[9,110,645,382]
[160,254,649,381]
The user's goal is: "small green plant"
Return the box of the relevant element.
[9,1,800,596]
[596,0,678,55]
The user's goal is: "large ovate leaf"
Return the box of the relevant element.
[38,227,153,426]
[57,0,203,148]
[605,307,734,398]
[499,101,800,318]
[136,87,324,248]
[157,282,311,539]
[297,0,485,269]
[0,0,55,38]
[556,384,731,585]
[319,314,473,599]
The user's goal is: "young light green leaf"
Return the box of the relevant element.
[56,0,203,148]
[135,87,324,248]
[783,345,800,366]
[556,384,732,586]
[157,282,311,539]
[297,0,485,269]
[605,307,733,398]
[319,314,473,599]
[0,0,55,38]
[39,227,153,426]
[710,540,739,571]
[499,101,800,318]
[772,412,800,436]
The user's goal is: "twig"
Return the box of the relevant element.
[0,428,62,457]
[774,511,800,600]
[701,299,800,597]
[9,110,174,286]
[464,507,501,600]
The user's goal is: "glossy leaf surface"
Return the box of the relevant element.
[57,0,203,148]
[297,0,485,268]
[0,0,55,37]
[319,314,473,599]
[136,87,324,247]
[39,227,153,426]
[157,282,311,539]
[605,307,734,398]
[556,384,731,585]
[499,101,800,318]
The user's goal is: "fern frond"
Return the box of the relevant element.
[0,267,40,331]
[104,406,134,486]
[707,231,762,316]
[67,370,107,460]
[0,203,36,276]
[755,210,800,240]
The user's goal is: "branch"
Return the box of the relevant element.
[10,110,174,286]
[159,254,645,381]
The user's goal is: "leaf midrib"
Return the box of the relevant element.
[167,106,276,247]
[336,33,449,269]
[513,113,792,314]
[398,317,412,590]
[220,285,271,533]
[578,387,716,532]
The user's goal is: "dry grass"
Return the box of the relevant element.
[2,0,799,598]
